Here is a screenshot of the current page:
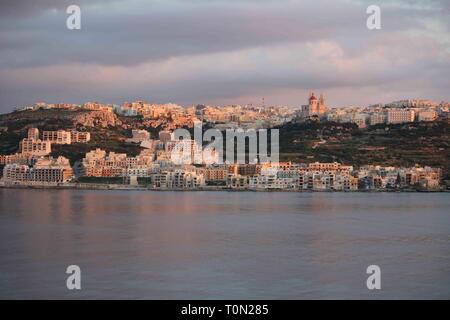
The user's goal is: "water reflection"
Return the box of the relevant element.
[0,189,449,299]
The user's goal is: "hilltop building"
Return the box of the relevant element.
[300,93,327,119]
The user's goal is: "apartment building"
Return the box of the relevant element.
[40,129,91,144]
[228,164,262,176]
[227,174,249,189]
[81,149,155,177]
[0,153,37,166]
[387,109,415,124]
[332,174,359,191]
[249,174,297,190]
[19,138,51,156]
[369,112,387,126]
[3,157,73,183]
[307,162,353,174]
[196,166,228,182]
[418,110,438,122]
[357,165,441,190]
[43,130,72,144]
[3,164,29,182]
[151,170,205,189]
[71,131,91,143]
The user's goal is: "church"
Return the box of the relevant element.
[300,92,327,119]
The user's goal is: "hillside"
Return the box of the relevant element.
[0,109,141,164]
[277,120,450,179]
[1,109,449,179]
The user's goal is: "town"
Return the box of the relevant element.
[11,94,450,130]
[0,93,448,192]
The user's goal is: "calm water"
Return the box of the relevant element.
[0,189,449,299]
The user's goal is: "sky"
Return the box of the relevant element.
[0,0,448,112]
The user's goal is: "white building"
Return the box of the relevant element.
[369,112,387,126]
[151,170,205,189]
[3,157,73,183]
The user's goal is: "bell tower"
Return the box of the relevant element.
[318,93,327,114]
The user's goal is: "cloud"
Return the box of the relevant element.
[0,0,448,111]
[0,0,116,18]
[2,31,447,107]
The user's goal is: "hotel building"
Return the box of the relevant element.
[3,156,73,183]
[387,109,415,124]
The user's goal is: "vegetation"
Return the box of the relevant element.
[276,120,450,179]
[50,133,142,166]
[0,130,22,154]
[1,109,449,179]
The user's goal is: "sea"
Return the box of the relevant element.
[0,189,449,299]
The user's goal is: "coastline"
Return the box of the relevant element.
[0,181,446,192]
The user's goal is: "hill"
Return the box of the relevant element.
[277,120,450,179]
[1,109,449,179]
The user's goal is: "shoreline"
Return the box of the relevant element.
[0,182,447,193]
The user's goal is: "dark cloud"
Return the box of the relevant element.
[0,0,116,18]
[3,0,445,68]
[0,0,448,111]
